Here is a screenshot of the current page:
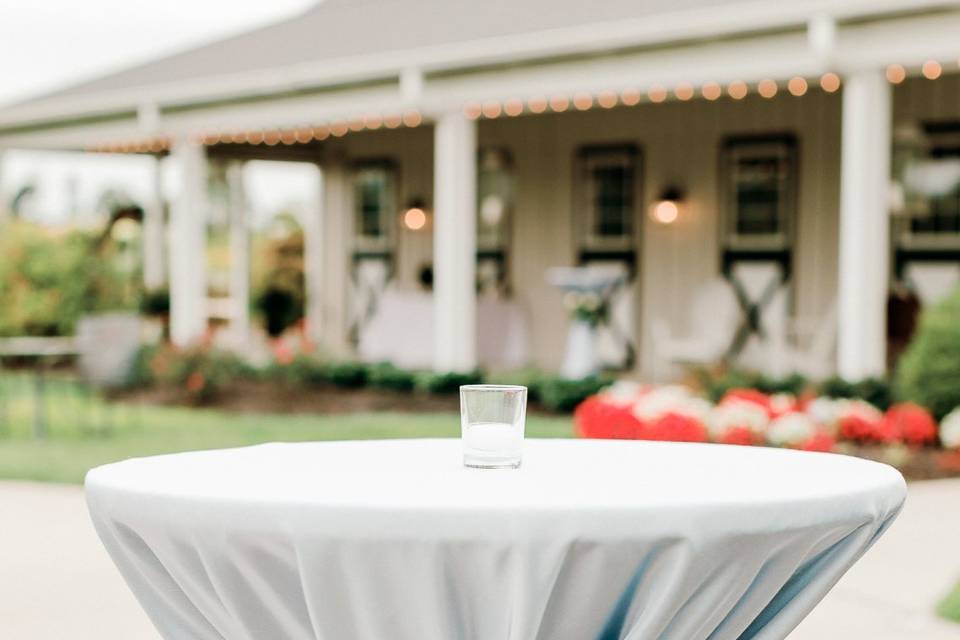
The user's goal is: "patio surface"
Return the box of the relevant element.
[1,478,959,639]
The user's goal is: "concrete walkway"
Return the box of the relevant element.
[1,479,959,639]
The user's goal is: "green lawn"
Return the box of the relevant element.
[937,581,960,624]
[0,376,573,484]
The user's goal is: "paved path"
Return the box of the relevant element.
[1,478,959,639]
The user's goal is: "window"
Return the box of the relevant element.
[897,123,960,246]
[721,136,797,251]
[353,162,396,251]
[577,146,638,251]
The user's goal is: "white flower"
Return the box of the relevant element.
[769,393,796,416]
[805,396,842,428]
[600,380,644,406]
[708,400,769,440]
[581,293,601,312]
[836,398,883,422]
[632,385,710,422]
[940,407,960,449]
[767,412,817,447]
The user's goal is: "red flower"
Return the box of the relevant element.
[639,412,708,443]
[272,340,295,365]
[574,397,642,439]
[837,402,888,443]
[882,403,937,447]
[719,426,760,446]
[721,388,770,410]
[800,431,836,453]
[186,371,205,393]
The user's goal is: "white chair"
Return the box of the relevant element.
[650,278,740,381]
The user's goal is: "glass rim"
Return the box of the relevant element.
[459,384,527,392]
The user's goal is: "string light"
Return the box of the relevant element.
[364,115,383,130]
[264,131,281,145]
[648,86,667,103]
[248,131,264,144]
[573,92,593,110]
[819,73,841,93]
[279,130,297,145]
[922,60,942,80]
[312,126,330,140]
[402,111,422,127]
[481,102,502,118]
[758,79,778,98]
[383,114,403,128]
[787,76,808,97]
[348,118,365,132]
[528,96,548,113]
[549,95,570,112]
[403,207,427,231]
[504,99,524,116]
[701,82,722,101]
[674,84,694,101]
[620,88,641,106]
[330,122,349,137]
[886,64,906,84]
[597,91,618,108]
[463,102,482,119]
[727,81,748,99]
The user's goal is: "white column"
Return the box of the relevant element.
[305,160,351,355]
[168,139,209,347]
[838,69,892,379]
[226,160,250,347]
[433,112,477,372]
[142,154,166,290]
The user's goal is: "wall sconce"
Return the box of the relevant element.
[649,187,684,224]
[402,198,429,231]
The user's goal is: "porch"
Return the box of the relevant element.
[3,6,960,380]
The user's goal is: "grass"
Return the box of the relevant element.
[937,581,960,624]
[0,374,573,484]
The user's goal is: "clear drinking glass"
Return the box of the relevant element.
[460,385,527,469]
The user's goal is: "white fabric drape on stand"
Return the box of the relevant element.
[86,439,904,640]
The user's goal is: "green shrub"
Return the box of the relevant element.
[325,361,368,388]
[698,369,808,403]
[139,289,170,317]
[367,362,416,391]
[262,354,328,386]
[141,344,253,403]
[818,376,893,410]
[895,288,960,420]
[535,375,612,412]
[0,222,135,336]
[415,370,484,394]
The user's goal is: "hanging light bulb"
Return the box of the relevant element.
[819,72,841,92]
[504,99,524,116]
[922,60,942,80]
[758,79,778,98]
[701,82,722,101]
[573,92,593,110]
[727,81,748,100]
[648,86,667,103]
[886,64,907,84]
[620,88,641,106]
[597,91,618,109]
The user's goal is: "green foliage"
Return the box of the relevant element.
[0,223,135,336]
[937,581,960,624]
[264,354,328,386]
[324,361,369,388]
[132,343,254,403]
[535,375,612,412]
[367,362,416,391]
[819,376,893,410]
[415,370,484,394]
[139,288,170,316]
[252,223,304,337]
[896,288,960,420]
[698,369,808,403]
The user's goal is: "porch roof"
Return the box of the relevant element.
[0,0,952,140]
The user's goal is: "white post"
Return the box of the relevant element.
[226,160,250,347]
[168,139,209,347]
[433,112,477,372]
[305,160,351,355]
[838,69,891,379]
[142,154,166,290]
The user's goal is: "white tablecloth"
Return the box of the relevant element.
[86,439,905,640]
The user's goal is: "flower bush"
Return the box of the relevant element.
[574,382,943,453]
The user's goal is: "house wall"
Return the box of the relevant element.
[332,90,844,376]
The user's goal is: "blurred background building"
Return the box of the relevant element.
[2,0,960,382]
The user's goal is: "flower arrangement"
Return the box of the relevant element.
[574,382,944,453]
[562,291,609,327]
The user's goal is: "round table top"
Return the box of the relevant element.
[85,439,907,640]
[86,439,904,535]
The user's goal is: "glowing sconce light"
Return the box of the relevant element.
[402,199,429,231]
[649,187,684,224]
